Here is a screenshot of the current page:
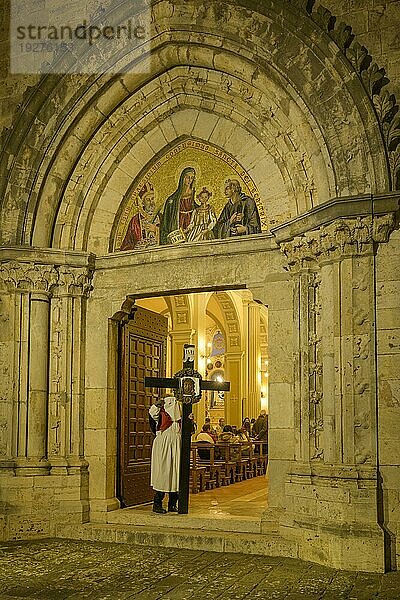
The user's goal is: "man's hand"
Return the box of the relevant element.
[229,212,243,225]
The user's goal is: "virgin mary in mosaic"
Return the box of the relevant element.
[113,140,267,251]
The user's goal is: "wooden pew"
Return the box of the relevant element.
[253,440,268,475]
[214,442,236,484]
[189,444,208,493]
[191,442,226,488]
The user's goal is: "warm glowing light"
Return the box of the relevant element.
[198,349,206,375]
[216,375,224,383]
[260,386,268,411]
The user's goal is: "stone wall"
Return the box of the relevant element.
[0,250,93,540]
[319,0,400,98]
[376,228,400,568]
[1,0,400,133]
[271,194,399,571]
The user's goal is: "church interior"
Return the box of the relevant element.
[135,290,269,426]
[0,0,400,575]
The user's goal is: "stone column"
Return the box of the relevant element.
[240,296,249,420]
[26,292,51,473]
[190,293,208,425]
[224,351,243,425]
[0,285,19,471]
[0,261,57,476]
[169,330,192,374]
[48,266,93,475]
[247,300,261,420]
[279,213,397,571]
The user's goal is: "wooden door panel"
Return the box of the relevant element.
[118,307,168,507]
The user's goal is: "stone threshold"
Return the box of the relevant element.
[55,520,298,559]
[106,507,262,534]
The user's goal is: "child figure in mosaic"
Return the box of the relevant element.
[186,187,217,242]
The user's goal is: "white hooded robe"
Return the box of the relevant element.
[149,397,182,492]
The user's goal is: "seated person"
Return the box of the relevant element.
[218,425,240,459]
[218,424,239,443]
[237,427,252,456]
[214,417,225,437]
[195,423,215,460]
[242,417,251,437]
[201,417,217,441]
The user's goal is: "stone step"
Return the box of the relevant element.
[106,507,261,533]
[56,521,298,559]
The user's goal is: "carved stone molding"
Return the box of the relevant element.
[280,214,397,271]
[0,261,58,294]
[306,1,400,189]
[307,272,324,462]
[53,266,94,298]
[0,261,94,297]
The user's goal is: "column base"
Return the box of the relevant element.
[14,457,50,476]
[67,457,89,475]
[0,460,16,474]
[90,498,121,522]
[49,457,69,475]
[49,457,89,475]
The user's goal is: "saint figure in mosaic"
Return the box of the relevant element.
[120,182,159,250]
[213,179,261,239]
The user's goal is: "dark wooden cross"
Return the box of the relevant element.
[145,343,230,514]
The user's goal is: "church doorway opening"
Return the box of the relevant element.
[116,287,269,519]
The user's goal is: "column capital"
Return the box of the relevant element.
[0,260,94,297]
[279,213,397,272]
[53,265,94,298]
[0,260,58,294]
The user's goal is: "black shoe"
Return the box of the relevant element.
[168,506,178,513]
[153,506,167,514]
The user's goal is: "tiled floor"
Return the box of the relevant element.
[126,475,268,518]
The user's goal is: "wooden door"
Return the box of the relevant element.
[118,306,168,507]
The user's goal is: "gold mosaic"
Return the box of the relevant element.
[113,139,267,251]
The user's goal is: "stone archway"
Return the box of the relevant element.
[1,1,398,249]
[1,0,400,574]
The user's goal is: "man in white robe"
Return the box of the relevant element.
[149,396,182,513]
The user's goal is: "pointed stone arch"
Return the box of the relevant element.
[1,0,399,248]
